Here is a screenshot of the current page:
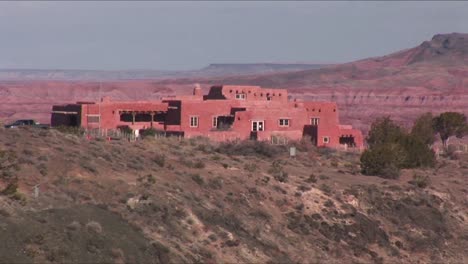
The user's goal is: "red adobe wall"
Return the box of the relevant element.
[79,99,168,130]
[178,100,239,135]
[301,101,342,147]
[339,128,364,150]
[205,85,288,103]
[230,106,307,140]
[50,85,365,149]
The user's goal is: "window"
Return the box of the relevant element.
[267,96,272,101]
[323,136,330,144]
[278,119,290,127]
[190,116,199,127]
[252,121,265,132]
[212,116,218,128]
[235,93,246,100]
[311,118,320,126]
[87,114,100,123]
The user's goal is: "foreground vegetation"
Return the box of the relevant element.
[1,127,468,263]
[361,112,467,179]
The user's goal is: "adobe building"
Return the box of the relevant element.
[51,85,363,149]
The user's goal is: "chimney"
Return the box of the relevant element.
[193,83,202,96]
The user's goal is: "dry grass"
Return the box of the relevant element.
[0,128,467,264]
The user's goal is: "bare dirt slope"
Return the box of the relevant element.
[1,127,467,263]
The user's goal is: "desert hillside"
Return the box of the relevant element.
[1,127,468,263]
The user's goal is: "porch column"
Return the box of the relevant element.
[150,112,155,128]
[132,112,136,125]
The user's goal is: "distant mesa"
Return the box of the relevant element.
[0,63,329,81]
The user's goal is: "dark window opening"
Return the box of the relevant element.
[154,112,165,122]
[135,114,152,122]
[215,116,235,130]
[339,135,356,147]
[120,113,133,122]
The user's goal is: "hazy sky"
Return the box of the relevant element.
[1,1,467,70]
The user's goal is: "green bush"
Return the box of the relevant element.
[433,112,468,148]
[361,116,436,179]
[360,143,406,179]
[140,128,157,138]
[400,135,435,168]
[366,117,406,147]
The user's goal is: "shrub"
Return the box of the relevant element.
[289,136,316,152]
[208,177,223,190]
[400,135,435,168]
[298,184,311,192]
[319,184,332,195]
[179,157,205,169]
[317,147,336,159]
[118,125,133,135]
[208,234,218,242]
[0,149,19,179]
[152,153,166,167]
[360,143,405,179]
[306,174,317,183]
[191,174,205,185]
[319,174,329,180]
[244,163,258,172]
[1,181,18,196]
[193,160,206,169]
[324,199,335,207]
[138,174,156,187]
[216,140,285,158]
[361,116,436,179]
[211,154,221,161]
[366,117,406,147]
[411,112,435,145]
[268,160,288,183]
[81,160,98,173]
[195,139,215,153]
[330,160,339,167]
[37,163,48,176]
[151,241,171,263]
[433,112,468,148]
[55,126,85,136]
[140,128,158,138]
[409,173,431,188]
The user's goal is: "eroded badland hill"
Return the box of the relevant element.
[158,33,468,133]
[1,127,467,263]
